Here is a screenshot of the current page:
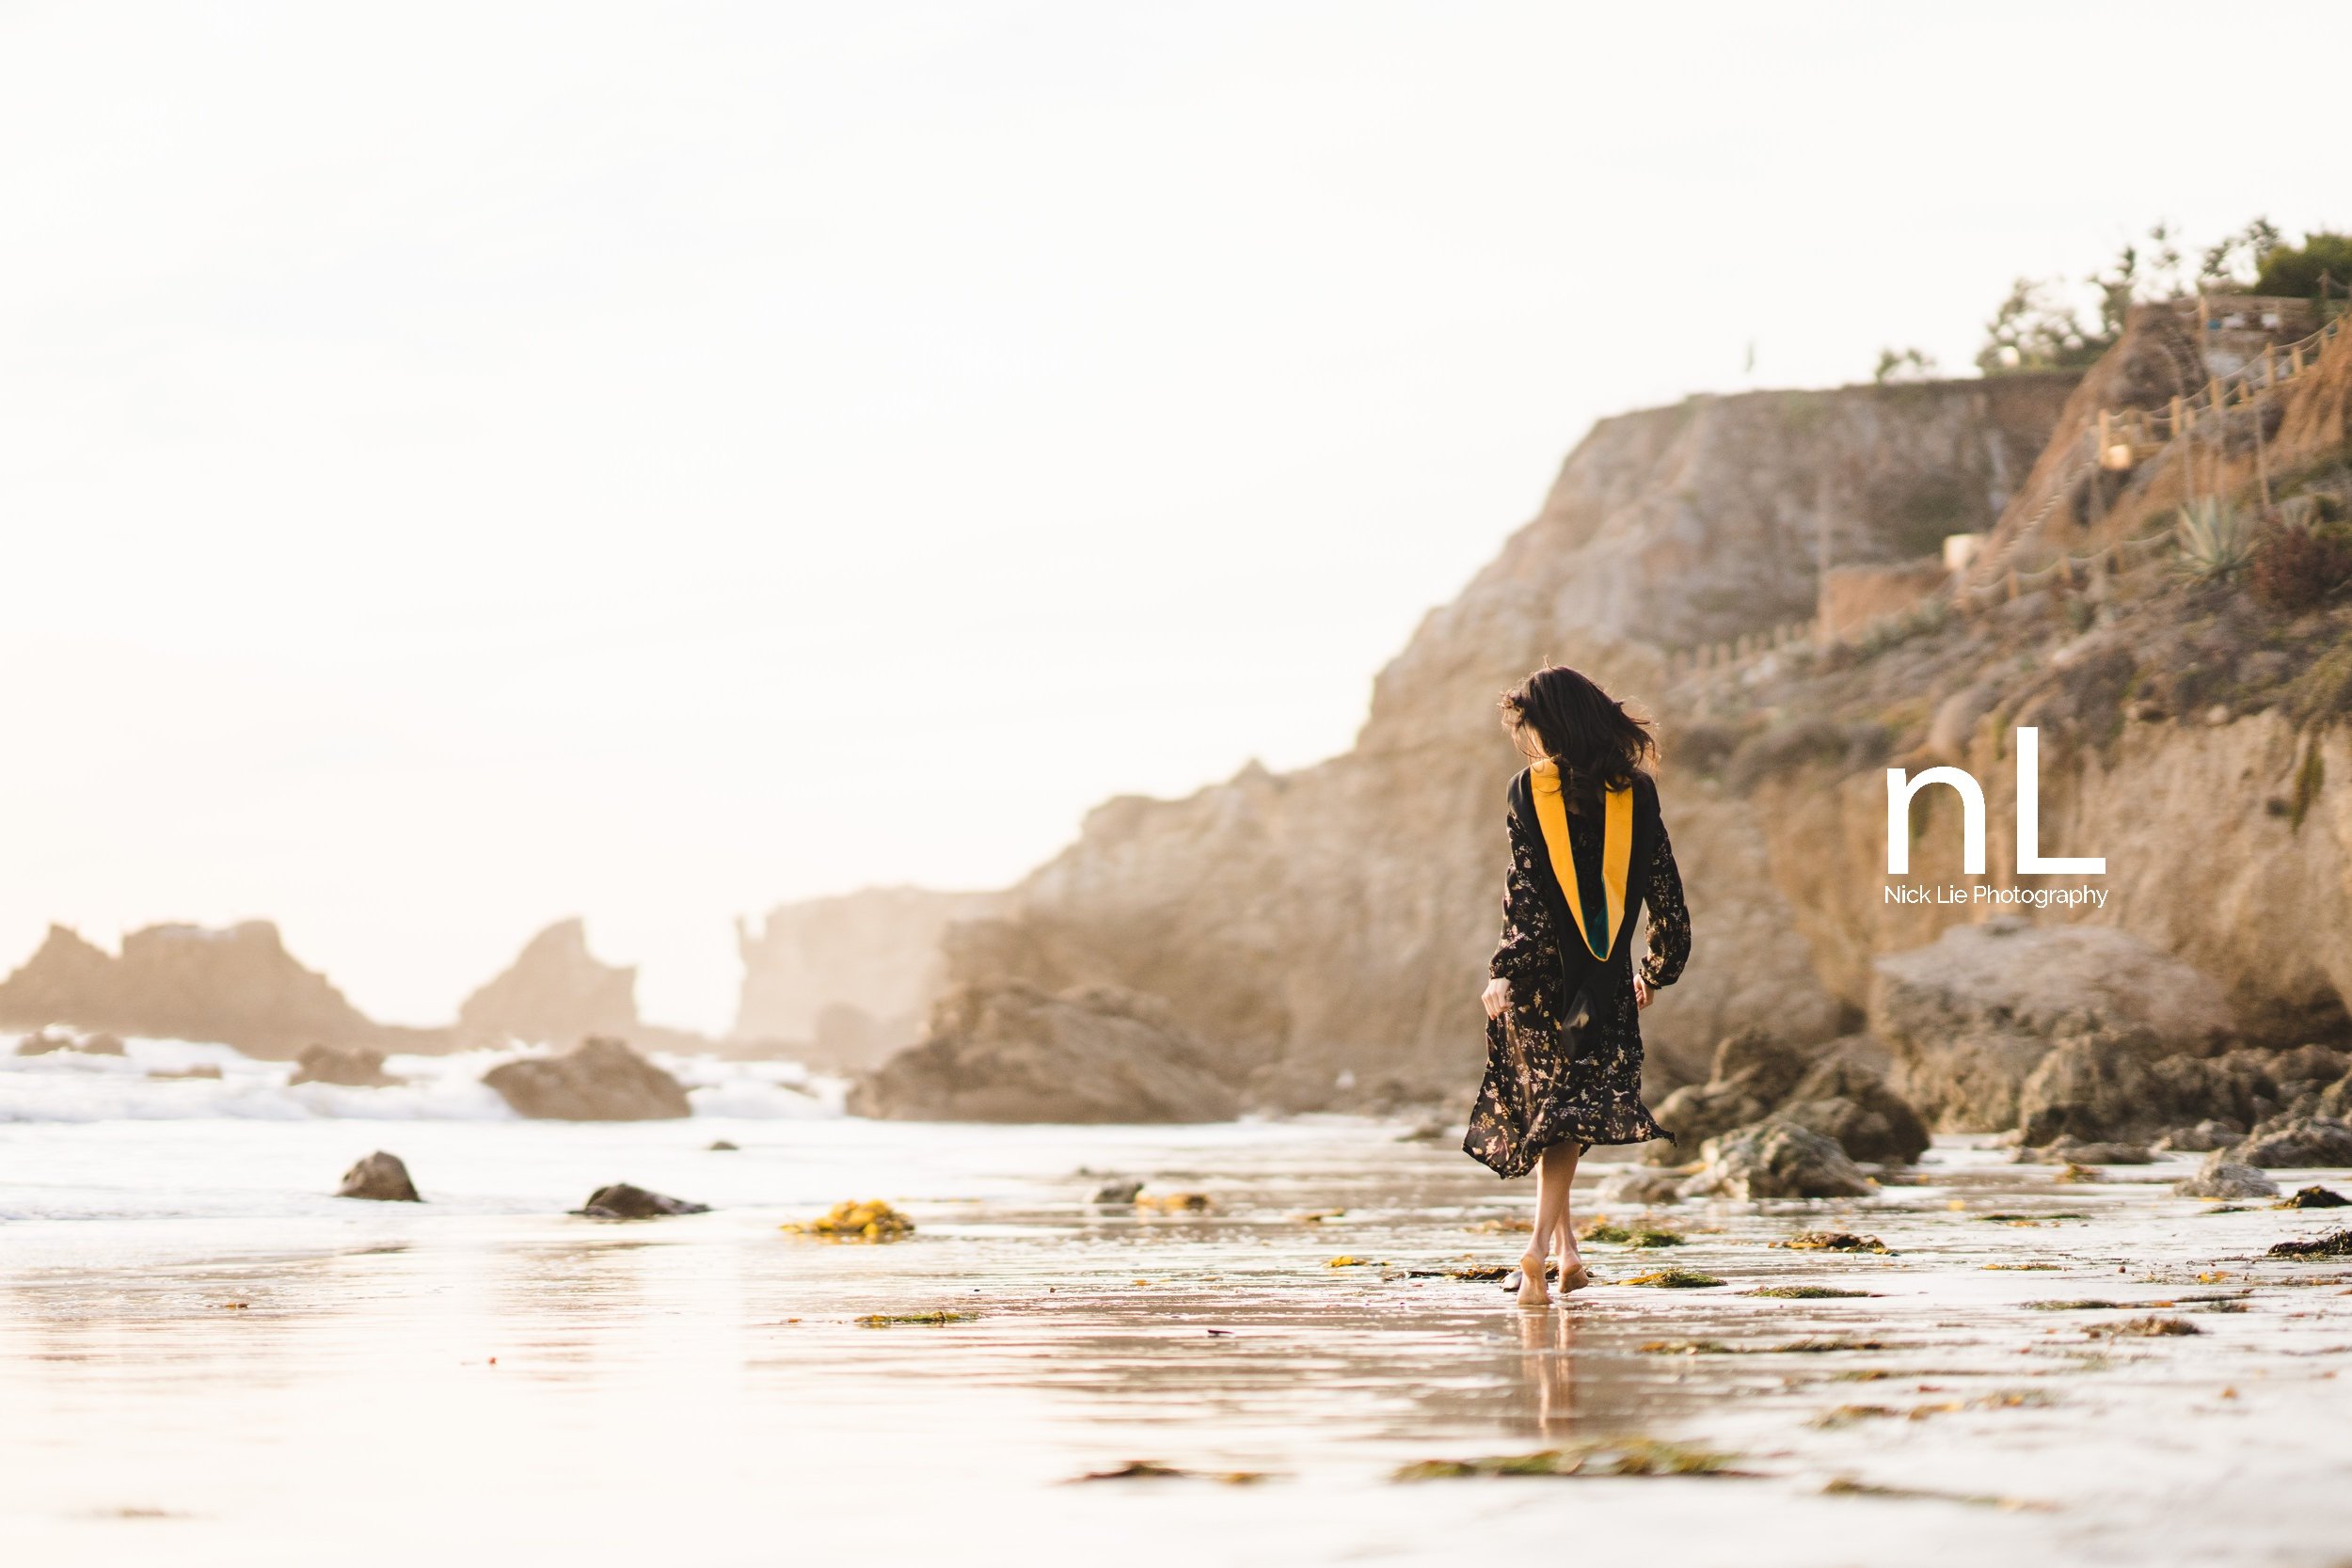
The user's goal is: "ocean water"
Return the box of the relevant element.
[6,1038,2352,1566]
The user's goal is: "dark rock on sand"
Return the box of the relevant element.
[290,1042,401,1087]
[2173,1154,2278,1199]
[483,1037,691,1121]
[707,1139,739,1151]
[575,1182,709,1219]
[1650,1032,1927,1166]
[2012,1135,2154,1165]
[850,981,1240,1124]
[2233,1116,2352,1169]
[1091,1179,1145,1204]
[1677,1118,1875,1201]
[336,1150,421,1202]
[2154,1119,2244,1153]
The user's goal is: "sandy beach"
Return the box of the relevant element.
[7,1106,2350,1568]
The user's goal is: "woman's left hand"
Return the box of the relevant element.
[1633,976,1653,1010]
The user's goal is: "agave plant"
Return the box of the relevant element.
[2174,498,2254,580]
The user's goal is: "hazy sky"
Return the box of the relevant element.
[2,3,2344,1031]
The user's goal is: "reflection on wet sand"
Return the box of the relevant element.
[3,1124,2351,1567]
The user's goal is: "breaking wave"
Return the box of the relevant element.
[0,1037,845,1123]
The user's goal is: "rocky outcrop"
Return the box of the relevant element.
[2234,1116,2352,1168]
[458,919,639,1046]
[575,1183,709,1218]
[2009,1038,2348,1148]
[0,921,381,1058]
[733,887,1003,1067]
[850,980,1241,1123]
[336,1151,421,1202]
[1649,1030,1927,1164]
[1870,922,2233,1132]
[482,1037,691,1121]
[1677,1118,1876,1201]
[290,1042,400,1087]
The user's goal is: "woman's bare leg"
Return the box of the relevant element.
[1516,1140,1574,1306]
[1546,1143,1586,1289]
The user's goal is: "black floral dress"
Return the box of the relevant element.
[1463,778,1690,1179]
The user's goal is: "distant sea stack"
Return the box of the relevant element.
[458,918,641,1046]
[0,921,382,1059]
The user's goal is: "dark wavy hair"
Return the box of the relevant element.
[1499,665,1656,812]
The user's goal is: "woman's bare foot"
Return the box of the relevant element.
[1514,1253,1550,1307]
[1554,1227,1590,1292]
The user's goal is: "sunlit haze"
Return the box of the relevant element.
[3,1,2341,1029]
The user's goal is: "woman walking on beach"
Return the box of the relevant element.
[1465,665,1691,1307]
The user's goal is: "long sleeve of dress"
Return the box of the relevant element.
[1487,811,1557,989]
[1637,822,1691,990]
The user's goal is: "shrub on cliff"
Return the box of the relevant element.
[2250,519,2352,613]
[2251,231,2352,299]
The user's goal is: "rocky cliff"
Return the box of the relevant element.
[734,886,1003,1068]
[937,376,2080,1106]
[0,921,381,1058]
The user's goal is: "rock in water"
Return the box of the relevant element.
[849,981,1240,1123]
[576,1183,710,1219]
[14,1028,76,1054]
[2173,1154,2278,1199]
[482,1036,691,1121]
[337,1151,421,1202]
[76,1031,127,1055]
[1869,922,2232,1132]
[1677,1118,1876,1201]
[2155,1120,2242,1153]
[290,1042,400,1087]
[2233,1116,2352,1169]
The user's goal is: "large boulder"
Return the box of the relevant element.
[849,980,1241,1123]
[2017,1039,2351,1148]
[1870,920,2233,1132]
[2173,1154,2277,1200]
[1649,1031,1927,1165]
[1647,1028,1811,1159]
[1677,1118,1876,1201]
[290,1042,400,1087]
[482,1037,691,1121]
[2234,1116,2352,1169]
[336,1151,421,1202]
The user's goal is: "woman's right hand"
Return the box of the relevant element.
[1481,977,1511,1020]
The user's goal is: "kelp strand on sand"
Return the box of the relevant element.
[1745,1285,1876,1298]
[2269,1227,2352,1258]
[1394,1438,1739,1481]
[1776,1231,1891,1254]
[856,1311,976,1326]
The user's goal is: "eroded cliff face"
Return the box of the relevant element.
[946,378,2079,1104]
[733,887,1003,1068]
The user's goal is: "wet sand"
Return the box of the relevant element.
[4,1119,2349,1566]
